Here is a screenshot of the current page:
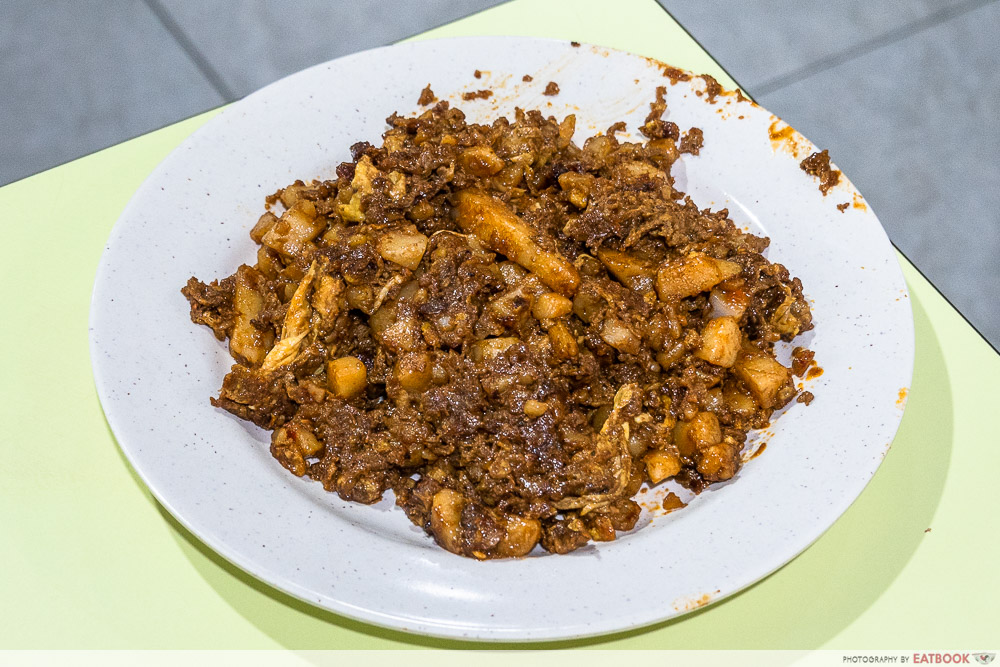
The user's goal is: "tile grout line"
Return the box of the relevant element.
[752,0,999,96]
[142,0,237,102]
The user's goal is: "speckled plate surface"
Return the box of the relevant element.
[90,36,914,641]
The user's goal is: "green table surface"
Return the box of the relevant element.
[2,0,997,650]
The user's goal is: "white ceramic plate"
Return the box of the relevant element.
[90,36,914,641]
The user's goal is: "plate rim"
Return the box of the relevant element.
[89,34,916,642]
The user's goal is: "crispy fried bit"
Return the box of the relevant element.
[417,84,437,106]
[462,89,493,101]
[662,491,686,512]
[183,89,814,558]
[791,346,816,377]
[700,74,723,103]
[679,127,704,155]
[800,149,842,195]
[543,81,560,96]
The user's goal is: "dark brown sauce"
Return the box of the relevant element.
[767,120,798,147]
[769,122,796,143]
[768,120,806,157]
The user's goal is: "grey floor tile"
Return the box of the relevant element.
[151,0,508,100]
[0,0,224,186]
[755,2,1000,346]
[658,0,980,91]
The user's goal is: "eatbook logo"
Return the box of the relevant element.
[974,654,995,665]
